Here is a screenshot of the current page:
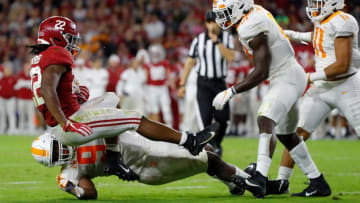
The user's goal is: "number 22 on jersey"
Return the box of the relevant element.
[30,65,45,107]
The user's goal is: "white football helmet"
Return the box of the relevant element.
[306,0,344,22]
[31,132,75,167]
[148,44,166,64]
[213,0,254,30]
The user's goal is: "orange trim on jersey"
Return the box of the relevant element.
[313,28,319,57]
[318,29,326,58]
[236,7,254,30]
[242,45,253,59]
[219,4,226,9]
[321,11,341,25]
[31,147,49,157]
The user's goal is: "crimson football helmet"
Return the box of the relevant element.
[37,16,81,57]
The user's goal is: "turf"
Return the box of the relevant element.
[0,135,359,203]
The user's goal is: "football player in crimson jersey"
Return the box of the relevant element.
[28,16,216,180]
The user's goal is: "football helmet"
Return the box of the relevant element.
[306,0,345,22]
[213,0,254,30]
[37,16,81,57]
[148,44,166,64]
[31,132,74,167]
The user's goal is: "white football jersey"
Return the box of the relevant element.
[56,139,107,189]
[237,5,295,78]
[313,11,360,77]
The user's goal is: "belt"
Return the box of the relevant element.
[328,72,356,81]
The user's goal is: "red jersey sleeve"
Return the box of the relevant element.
[39,46,73,70]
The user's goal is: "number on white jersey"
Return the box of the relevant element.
[30,66,45,107]
[77,145,106,165]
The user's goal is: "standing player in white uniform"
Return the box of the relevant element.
[212,0,330,198]
[31,131,251,200]
[271,0,360,195]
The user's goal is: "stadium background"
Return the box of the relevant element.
[0,0,360,202]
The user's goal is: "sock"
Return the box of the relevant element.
[179,131,188,145]
[106,144,121,152]
[289,141,321,179]
[234,166,251,179]
[340,127,346,137]
[256,133,272,177]
[330,127,336,136]
[277,166,293,180]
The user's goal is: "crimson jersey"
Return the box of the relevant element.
[106,66,124,92]
[144,60,170,86]
[16,72,32,100]
[0,75,17,98]
[30,46,80,127]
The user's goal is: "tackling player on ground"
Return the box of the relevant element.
[29,16,216,180]
[212,0,331,198]
[271,0,360,195]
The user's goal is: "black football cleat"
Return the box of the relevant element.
[292,174,331,197]
[245,171,267,198]
[183,123,218,156]
[244,162,257,176]
[229,175,246,195]
[104,150,139,181]
[266,179,289,195]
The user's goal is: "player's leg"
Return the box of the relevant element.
[26,100,36,133]
[276,98,331,197]
[54,93,215,155]
[159,86,173,127]
[17,99,25,132]
[0,97,6,133]
[6,98,17,134]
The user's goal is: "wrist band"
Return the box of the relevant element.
[309,70,327,82]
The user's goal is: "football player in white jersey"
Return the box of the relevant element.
[31,131,252,200]
[212,0,330,198]
[271,0,360,196]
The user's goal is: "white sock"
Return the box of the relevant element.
[330,127,336,135]
[256,133,273,177]
[235,166,251,179]
[277,166,293,180]
[179,131,188,145]
[340,127,346,137]
[289,141,321,179]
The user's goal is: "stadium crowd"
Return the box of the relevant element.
[0,0,359,138]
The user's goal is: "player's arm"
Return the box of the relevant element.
[284,30,313,43]
[232,33,270,93]
[40,64,68,128]
[61,176,97,200]
[177,57,196,98]
[217,42,236,62]
[323,37,352,79]
[212,33,270,110]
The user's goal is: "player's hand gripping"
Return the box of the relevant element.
[212,87,236,110]
[76,85,90,104]
[63,120,93,137]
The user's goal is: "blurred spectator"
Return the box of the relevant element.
[87,57,108,99]
[106,54,124,93]
[116,59,146,114]
[0,62,18,134]
[15,62,35,134]
[143,12,165,41]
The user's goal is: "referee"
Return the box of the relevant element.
[178,11,235,156]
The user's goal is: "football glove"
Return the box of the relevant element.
[212,87,236,110]
[76,86,89,104]
[63,120,93,137]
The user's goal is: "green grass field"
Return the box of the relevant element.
[0,135,359,203]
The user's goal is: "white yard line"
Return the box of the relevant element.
[0,181,42,185]
[165,186,209,190]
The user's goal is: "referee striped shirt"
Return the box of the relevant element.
[188,31,234,79]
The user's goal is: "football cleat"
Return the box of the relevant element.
[244,162,257,176]
[230,175,246,195]
[266,179,289,195]
[292,174,331,197]
[183,123,219,156]
[245,171,267,198]
[103,150,139,181]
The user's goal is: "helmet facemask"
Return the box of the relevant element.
[306,0,344,22]
[63,32,81,59]
[51,139,74,167]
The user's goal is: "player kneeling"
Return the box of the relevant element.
[31,131,250,200]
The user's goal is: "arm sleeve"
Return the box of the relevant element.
[335,18,359,38]
[188,37,199,58]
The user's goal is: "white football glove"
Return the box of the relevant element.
[212,87,236,110]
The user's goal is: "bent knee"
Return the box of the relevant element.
[296,127,311,141]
